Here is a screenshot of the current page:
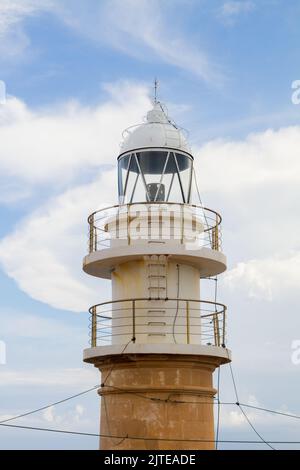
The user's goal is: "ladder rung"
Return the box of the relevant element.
[148,333,166,337]
[148,275,166,278]
[148,286,166,290]
[147,263,166,267]
[147,310,166,314]
[148,322,166,326]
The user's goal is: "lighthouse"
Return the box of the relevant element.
[83,97,231,450]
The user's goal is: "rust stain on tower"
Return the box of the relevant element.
[82,97,231,450]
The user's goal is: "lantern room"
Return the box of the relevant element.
[118,102,193,204]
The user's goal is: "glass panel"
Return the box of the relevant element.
[189,170,198,205]
[136,151,169,175]
[118,154,131,203]
[139,151,170,202]
[118,150,193,204]
[125,154,145,203]
[165,171,183,203]
[174,153,193,203]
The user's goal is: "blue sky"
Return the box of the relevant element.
[1,0,300,449]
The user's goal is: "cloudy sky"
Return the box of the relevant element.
[0,0,300,449]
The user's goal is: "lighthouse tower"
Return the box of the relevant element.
[83,99,231,450]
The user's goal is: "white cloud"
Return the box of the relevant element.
[0,367,98,433]
[0,82,150,186]
[0,401,95,438]
[195,126,300,193]
[0,310,83,338]
[0,174,115,312]
[220,394,297,433]
[224,251,300,300]
[219,1,255,24]
[0,0,49,33]
[48,0,222,83]
[0,82,151,312]
[0,182,31,204]
[0,0,222,82]
[0,0,53,59]
[43,403,85,425]
[98,0,221,83]
[193,124,300,307]
[0,367,98,387]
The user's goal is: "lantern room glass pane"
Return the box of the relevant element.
[118,154,131,203]
[118,150,193,204]
[174,152,192,203]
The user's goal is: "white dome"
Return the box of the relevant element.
[120,103,191,155]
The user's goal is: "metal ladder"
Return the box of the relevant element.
[145,255,168,338]
[147,255,167,299]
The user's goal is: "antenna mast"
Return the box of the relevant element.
[154,78,159,104]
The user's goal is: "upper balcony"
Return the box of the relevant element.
[83,202,227,279]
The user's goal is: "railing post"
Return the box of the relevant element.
[222,307,226,346]
[212,213,219,251]
[186,300,190,344]
[213,313,220,346]
[94,227,97,251]
[216,213,219,250]
[213,312,220,346]
[213,314,217,345]
[89,214,94,254]
[132,300,136,343]
[216,314,220,346]
[91,306,97,347]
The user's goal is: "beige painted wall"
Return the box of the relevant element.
[110,257,201,345]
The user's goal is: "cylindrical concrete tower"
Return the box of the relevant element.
[83,101,231,450]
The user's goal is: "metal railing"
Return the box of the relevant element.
[87,203,222,254]
[89,298,226,348]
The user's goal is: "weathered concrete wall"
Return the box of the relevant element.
[96,354,219,450]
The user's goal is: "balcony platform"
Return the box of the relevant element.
[83,343,231,365]
[83,244,227,279]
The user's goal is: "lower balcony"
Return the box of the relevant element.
[88,298,227,348]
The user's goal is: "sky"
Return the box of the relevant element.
[0,0,300,450]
